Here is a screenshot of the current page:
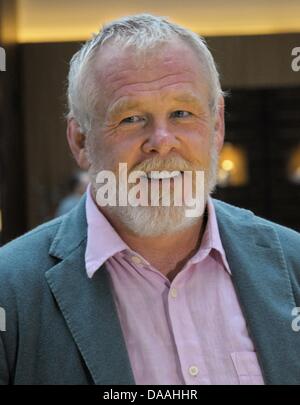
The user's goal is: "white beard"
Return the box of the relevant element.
[89,142,219,237]
[104,201,199,237]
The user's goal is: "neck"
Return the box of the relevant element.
[91,188,207,281]
[117,218,206,281]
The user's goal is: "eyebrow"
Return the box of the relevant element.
[172,94,202,106]
[107,99,141,120]
[107,93,203,119]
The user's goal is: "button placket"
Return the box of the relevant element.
[170,287,178,298]
[167,280,206,384]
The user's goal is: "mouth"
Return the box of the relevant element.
[141,170,183,180]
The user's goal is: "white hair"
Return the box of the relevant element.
[67,13,224,134]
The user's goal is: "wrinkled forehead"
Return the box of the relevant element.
[91,39,211,102]
[89,40,210,108]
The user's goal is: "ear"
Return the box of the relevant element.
[66,118,90,170]
[213,95,225,154]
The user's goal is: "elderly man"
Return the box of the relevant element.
[0,14,300,386]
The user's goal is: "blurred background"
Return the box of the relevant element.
[0,0,300,245]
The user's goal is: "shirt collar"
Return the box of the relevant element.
[190,197,231,275]
[85,184,231,278]
[85,184,129,278]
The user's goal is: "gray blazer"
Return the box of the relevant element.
[0,195,299,384]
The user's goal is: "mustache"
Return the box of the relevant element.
[131,155,197,174]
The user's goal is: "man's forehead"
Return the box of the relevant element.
[91,40,211,112]
[94,39,202,78]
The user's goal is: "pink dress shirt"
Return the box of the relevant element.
[85,184,264,385]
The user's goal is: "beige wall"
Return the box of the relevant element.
[17,0,300,42]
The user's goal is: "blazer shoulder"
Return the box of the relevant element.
[213,198,300,236]
[213,198,257,222]
[213,198,300,261]
[257,217,300,275]
[0,216,63,283]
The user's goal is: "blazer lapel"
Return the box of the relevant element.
[45,195,135,385]
[214,200,300,384]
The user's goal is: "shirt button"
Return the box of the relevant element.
[189,365,199,377]
[131,256,142,265]
[170,288,178,298]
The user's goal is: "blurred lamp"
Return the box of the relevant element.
[287,144,300,184]
[218,143,248,187]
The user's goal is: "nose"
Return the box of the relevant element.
[142,122,180,156]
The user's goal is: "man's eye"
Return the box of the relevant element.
[171,110,192,118]
[121,116,142,124]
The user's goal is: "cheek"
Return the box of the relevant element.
[85,136,110,173]
[184,128,212,162]
[106,130,143,161]
[88,133,141,174]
